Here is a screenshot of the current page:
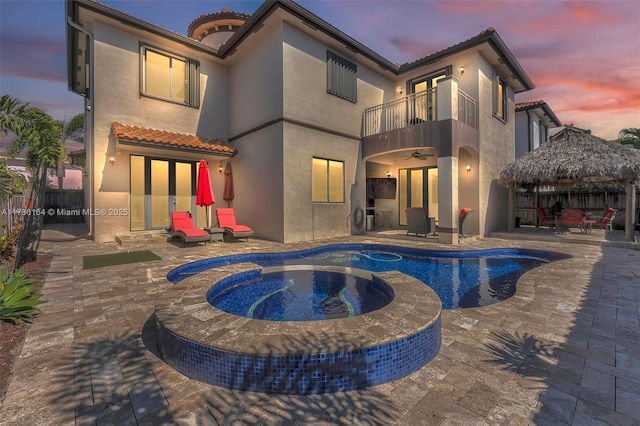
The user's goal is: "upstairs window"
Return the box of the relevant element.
[141,46,200,108]
[312,158,344,203]
[327,51,357,103]
[493,75,508,121]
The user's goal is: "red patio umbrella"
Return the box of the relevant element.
[196,159,215,228]
[223,162,234,207]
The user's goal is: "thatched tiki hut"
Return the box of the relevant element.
[500,127,640,239]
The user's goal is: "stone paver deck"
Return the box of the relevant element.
[1,227,639,425]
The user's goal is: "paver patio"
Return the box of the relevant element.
[0,225,639,425]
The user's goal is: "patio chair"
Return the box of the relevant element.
[216,208,255,241]
[405,207,434,237]
[169,211,210,246]
[591,208,617,233]
[536,207,557,229]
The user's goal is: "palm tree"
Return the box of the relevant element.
[617,127,640,149]
[1,95,65,267]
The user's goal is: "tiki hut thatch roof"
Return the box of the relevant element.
[500,127,640,185]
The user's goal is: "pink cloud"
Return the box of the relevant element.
[0,34,67,83]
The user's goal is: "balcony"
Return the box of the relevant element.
[363,85,477,138]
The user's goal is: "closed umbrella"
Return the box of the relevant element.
[223,162,234,207]
[196,159,215,228]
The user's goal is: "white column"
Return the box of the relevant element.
[626,181,636,240]
[437,156,459,244]
[436,76,458,121]
[508,184,514,232]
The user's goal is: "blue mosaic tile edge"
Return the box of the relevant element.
[156,315,441,395]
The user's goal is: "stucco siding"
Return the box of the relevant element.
[282,23,388,138]
[477,54,515,236]
[515,112,529,159]
[282,123,359,242]
[230,124,285,243]
[90,21,229,241]
[228,24,283,137]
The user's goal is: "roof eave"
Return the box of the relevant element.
[68,0,221,57]
[116,139,236,156]
[486,32,534,92]
[398,30,534,92]
[218,0,400,73]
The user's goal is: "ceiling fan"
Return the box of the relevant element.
[403,150,434,160]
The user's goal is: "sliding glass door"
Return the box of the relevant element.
[399,166,438,225]
[130,155,206,230]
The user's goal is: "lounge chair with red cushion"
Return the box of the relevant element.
[216,208,255,241]
[169,211,210,246]
[536,207,557,229]
[586,208,617,233]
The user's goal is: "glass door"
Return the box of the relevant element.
[409,69,448,122]
[150,159,170,228]
[399,166,438,225]
[130,155,201,230]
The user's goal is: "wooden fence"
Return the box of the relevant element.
[0,194,26,236]
[42,189,85,223]
[1,190,85,235]
[515,189,640,230]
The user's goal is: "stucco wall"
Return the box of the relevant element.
[228,24,283,136]
[90,20,229,242]
[282,22,390,137]
[282,123,359,242]
[515,111,529,159]
[230,124,284,242]
[476,53,515,235]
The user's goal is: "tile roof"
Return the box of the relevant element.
[514,100,562,127]
[515,100,547,111]
[188,9,251,38]
[112,122,236,155]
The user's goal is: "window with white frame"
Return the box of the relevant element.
[493,74,508,121]
[327,51,357,103]
[141,45,200,107]
[312,158,344,203]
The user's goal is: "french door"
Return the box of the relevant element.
[130,155,206,230]
[399,166,438,226]
[409,69,448,122]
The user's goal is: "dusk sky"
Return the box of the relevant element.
[1,0,638,140]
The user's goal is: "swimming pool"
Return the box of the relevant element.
[207,267,394,321]
[168,244,569,309]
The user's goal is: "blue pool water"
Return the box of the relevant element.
[168,244,569,309]
[206,269,394,321]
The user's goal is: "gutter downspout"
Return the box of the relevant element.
[67,16,94,238]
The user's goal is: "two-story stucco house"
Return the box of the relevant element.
[66,0,536,244]
[514,100,562,159]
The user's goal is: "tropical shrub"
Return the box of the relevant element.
[0,235,14,263]
[0,267,45,323]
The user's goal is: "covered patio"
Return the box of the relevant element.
[500,127,640,240]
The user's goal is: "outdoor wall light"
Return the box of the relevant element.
[386,170,391,178]
[218,161,223,174]
[109,156,115,166]
[465,164,471,172]
[459,65,465,74]
[397,87,403,95]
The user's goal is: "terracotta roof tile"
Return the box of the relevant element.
[112,122,236,155]
[515,100,546,111]
[514,100,562,127]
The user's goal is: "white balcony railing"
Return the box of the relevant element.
[363,87,476,137]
